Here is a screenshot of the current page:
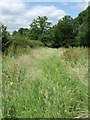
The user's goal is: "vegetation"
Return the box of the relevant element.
[0,5,89,119]
[1,6,89,53]
[2,47,88,118]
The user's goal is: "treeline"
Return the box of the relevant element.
[0,6,90,53]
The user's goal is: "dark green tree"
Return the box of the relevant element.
[53,15,75,48]
[76,20,88,47]
[18,28,29,37]
[12,30,18,36]
[75,6,89,47]
[1,23,11,52]
[29,16,52,40]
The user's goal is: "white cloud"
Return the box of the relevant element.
[0,2,26,15]
[70,2,88,10]
[0,1,66,33]
[85,0,90,3]
[0,1,27,32]
[26,5,66,22]
[0,0,90,3]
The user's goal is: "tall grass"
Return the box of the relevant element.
[0,52,2,119]
[2,47,88,118]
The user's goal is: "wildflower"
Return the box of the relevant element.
[10,82,13,86]
[44,91,48,100]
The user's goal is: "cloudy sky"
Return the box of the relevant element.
[0,0,89,33]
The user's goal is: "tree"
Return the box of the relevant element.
[12,30,18,36]
[1,23,11,52]
[0,22,2,51]
[53,15,75,47]
[29,16,52,40]
[38,32,55,47]
[18,28,29,37]
[88,6,90,47]
[76,22,88,47]
[75,6,89,47]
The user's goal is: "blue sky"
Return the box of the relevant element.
[26,2,87,18]
[0,0,89,32]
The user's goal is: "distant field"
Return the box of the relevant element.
[2,47,88,118]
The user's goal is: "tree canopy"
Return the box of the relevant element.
[1,6,89,53]
[29,16,52,40]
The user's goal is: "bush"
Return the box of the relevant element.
[6,35,44,55]
[28,40,44,48]
[11,35,44,48]
[38,33,54,47]
[1,24,11,53]
[62,48,78,65]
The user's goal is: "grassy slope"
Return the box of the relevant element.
[2,47,88,118]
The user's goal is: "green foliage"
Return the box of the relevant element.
[1,6,89,54]
[53,15,76,48]
[0,23,1,51]
[76,22,88,47]
[75,6,89,47]
[1,23,11,52]
[1,6,89,119]
[18,28,29,37]
[88,6,90,47]
[38,33,55,47]
[2,48,88,118]
[7,34,44,56]
[29,16,52,40]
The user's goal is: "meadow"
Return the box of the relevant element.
[1,47,88,118]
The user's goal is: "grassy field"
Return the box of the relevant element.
[1,47,88,118]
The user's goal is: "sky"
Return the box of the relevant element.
[0,0,89,33]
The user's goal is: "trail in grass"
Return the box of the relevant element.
[2,47,88,118]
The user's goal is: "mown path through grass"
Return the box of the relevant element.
[2,47,88,118]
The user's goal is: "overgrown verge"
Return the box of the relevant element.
[2,47,88,118]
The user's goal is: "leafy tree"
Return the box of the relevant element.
[53,15,75,48]
[1,23,11,52]
[39,32,55,47]
[18,28,29,37]
[75,6,89,47]
[76,22,88,47]
[87,6,90,47]
[29,16,52,40]
[12,30,18,36]
[0,22,2,51]
[1,5,89,53]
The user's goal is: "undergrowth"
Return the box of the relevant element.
[2,47,88,118]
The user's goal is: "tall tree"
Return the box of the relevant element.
[29,16,52,40]
[1,23,11,52]
[53,15,75,47]
[75,6,90,47]
[18,28,29,37]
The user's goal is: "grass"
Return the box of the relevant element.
[0,52,2,119]
[1,47,88,118]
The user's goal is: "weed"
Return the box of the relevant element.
[2,47,88,118]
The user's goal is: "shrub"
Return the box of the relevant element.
[6,35,44,55]
[38,33,55,47]
[11,35,44,48]
[62,48,77,64]
[28,40,44,48]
